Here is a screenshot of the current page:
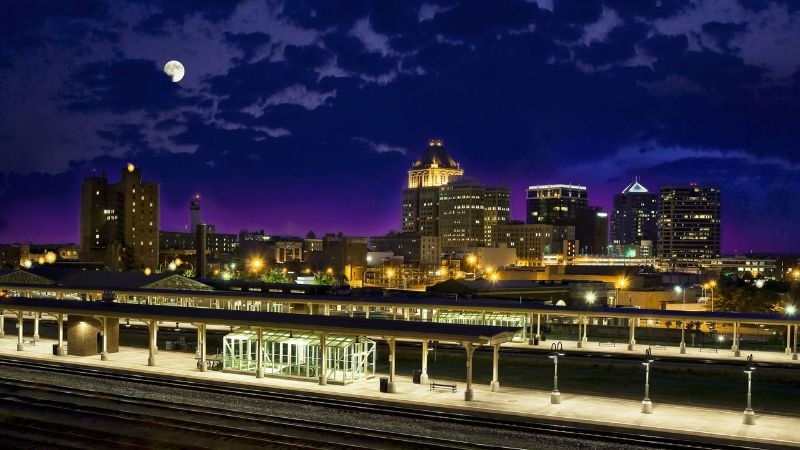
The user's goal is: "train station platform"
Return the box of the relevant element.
[506,337,800,367]
[1,335,798,448]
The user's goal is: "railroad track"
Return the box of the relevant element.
[0,356,775,450]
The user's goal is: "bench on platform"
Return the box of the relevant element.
[430,382,457,393]
[598,341,616,347]
[699,347,718,353]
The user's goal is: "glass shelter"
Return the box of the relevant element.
[436,311,526,341]
[223,328,376,384]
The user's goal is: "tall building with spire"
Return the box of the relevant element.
[611,177,658,256]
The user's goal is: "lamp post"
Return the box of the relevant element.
[641,348,655,414]
[743,354,756,425]
[548,342,564,404]
[674,285,685,304]
[788,305,797,358]
[616,277,627,307]
[709,280,717,312]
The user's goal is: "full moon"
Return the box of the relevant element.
[163,60,185,83]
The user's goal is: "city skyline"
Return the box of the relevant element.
[2,1,800,252]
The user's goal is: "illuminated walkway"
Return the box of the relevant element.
[1,336,798,448]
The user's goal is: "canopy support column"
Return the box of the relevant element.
[387,337,397,392]
[577,315,584,348]
[464,342,477,401]
[319,332,327,385]
[16,310,24,351]
[732,322,740,357]
[200,324,207,372]
[420,340,429,384]
[793,324,798,361]
[536,313,541,344]
[256,328,264,378]
[0,311,5,338]
[148,320,156,366]
[100,316,108,361]
[57,313,66,355]
[490,343,500,392]
[33,313,40,342]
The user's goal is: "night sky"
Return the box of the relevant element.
[1,1,800,253]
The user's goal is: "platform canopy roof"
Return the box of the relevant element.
[0,297,518,345]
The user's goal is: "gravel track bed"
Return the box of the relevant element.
[0,365,649,449]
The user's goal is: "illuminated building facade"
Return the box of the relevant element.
[402,139,463,236]
[80,164,159,271]
[658,184,721,267]
[611,178,658,254]
[526,184,588,225]
[493,222,575,266]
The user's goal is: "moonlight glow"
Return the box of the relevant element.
[163,60,185,83]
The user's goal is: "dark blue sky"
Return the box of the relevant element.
[1,0,800,253]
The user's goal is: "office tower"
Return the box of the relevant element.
[439,177,510,251]
[658,184,721,267]
[402,139,463,236]
[190,194,201,232]
[80,163,159,271]
[483,187,511,246]
[575,207,609,255]
[611,178,658,254]
[526,184,588,225]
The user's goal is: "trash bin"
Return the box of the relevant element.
[533,337,540,346]
[52,344,59,355]
[379,377,389,393]
[412,369,421,384]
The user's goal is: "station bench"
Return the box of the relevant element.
[430,382,457,393]
[598,341,616,347]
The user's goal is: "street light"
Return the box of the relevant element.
[641,348,655,414]
[548,342,564,404]
[787,305,798,360]
[742,354,756,425]
[616,277,627,307]
[585,292,596,306]
[709,280,717,312]
[548,341,564,405]
[674,285,685,304]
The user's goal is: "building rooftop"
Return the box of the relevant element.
[413,139,460,169]
[621,177,650,194]
[1,297,518,344]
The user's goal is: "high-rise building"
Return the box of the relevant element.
[438,177,510,251]
[402,139,463,236]
[611,178,658,254]
[80,163,159,271]
[658,184,721,267]
[526,184,588,225]
[575,207,609,255]
[483,187,511,246]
